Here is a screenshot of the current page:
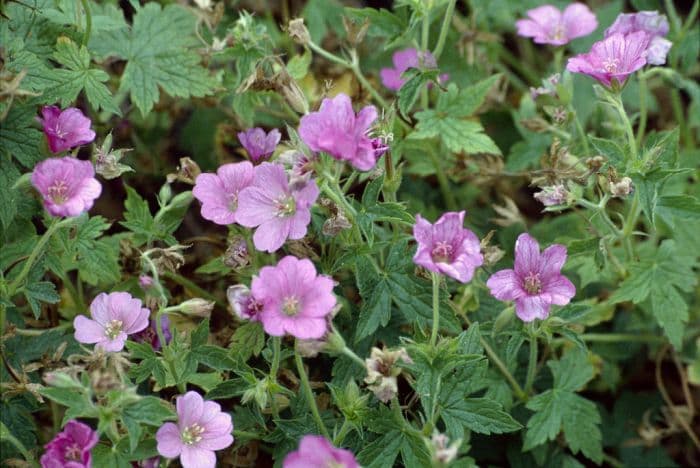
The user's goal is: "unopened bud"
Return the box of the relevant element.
[585,155,605,172]
[287,18,310,45]
[342,16,370,46]
[179,298,214,318]
[166,157,201,185]
[139,275,154,290]
[43,371,82,389]
[297,338,326,358]
[279,69,309,115]
[609,176,633,198]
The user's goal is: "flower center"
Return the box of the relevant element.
[64,444,82,462]
[228,193,238,212]
[275,195,296,217]
[181,423,205,445]
[550,23,565,41]
[104,320,123,340]
[282,296,300,316]
[523,272,542,295]
[431,241,453,263]
[53,124,67,138]
[602,57,620,73]
[48,180,69,204]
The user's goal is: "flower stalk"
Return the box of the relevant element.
[294,346,330,439]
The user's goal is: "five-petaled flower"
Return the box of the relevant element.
[251,256,336,340]
[156,391,233,468]
[413,211,484,283]
[283,435,359,468]
[238,127,282,163]
[298,93,382,171]
[73,292,150,352]
[40,419,98,468]
[31,157,102,218]
[38,106,96,153]
[605,10,672,65]
[192,161,255,226]
[486,233,576,322]
[516,3,598,46]
[236,162,319,252]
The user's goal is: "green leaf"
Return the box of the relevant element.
[120,186,155,246]
[654,195,700,228]
[47,36,120,115]
[357,430,404,468]
[23,281,59,319]
[90,3,218,116]
[191,345,237,371]
[610,240,696,348]
[397,69,439,118]
[123,397,175,426]
[0,158,21,231]
[589,136,625,166]
[441,397,522,438]
[0,105,43,168]
[548,348,594,392]
[343,7,406,39]
[230,322,265,361]
[287,50,311,80]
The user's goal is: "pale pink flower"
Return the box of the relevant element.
[192,161,254,225]
[40,420,98,468]
[566,31,649,87]
[413,211,484,283]
[251,256,336,340]
[298,93,381,171]
[238,127,281,163]
[236,162,319,252]
[31,157,101,218]
[156,391,233,468]
[283,435,358,468]
[38,106,96,153]
[380,48,447,91]
[486,233,575,322]
[605,11,672,65]
[516,3,598,45]
[73,292,150,352]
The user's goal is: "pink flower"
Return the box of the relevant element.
[413,211,484,283]
[38,106,96,153]
[192,161,254,225]
[251,256,336,340]
[156,391,233,468]
[238,127,281,163]
[605,11,672,65]
[566,31,649,87]
[298,93,380,171]
[226,285,263,321]
[380,48,447,91]
[283,435,358,468]
[236,162,319,252]
[73,292,150,352]
[31,157,102,217]
[516,3,598,46]
[486,233,575,322]
[40,420,98,468]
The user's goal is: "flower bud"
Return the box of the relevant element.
[178,298,214,318]
[609,176,633,198]
[297,338,326,358]
[287,18,311,45]
[138,275,154,290]
[166,157,201,185]
[226,285,263,321]
[342,16,370,46]
[43,371,82,389]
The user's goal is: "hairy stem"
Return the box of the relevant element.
[524,324,538,394]
[432,0,455,60]
[294,348,330,438]
[430,272,441,348]
[8,218,62,297]
[635,71,648,148]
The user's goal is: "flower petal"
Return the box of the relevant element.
[515,295,551,322]
[486,269,524,301]
[156,423,183,458]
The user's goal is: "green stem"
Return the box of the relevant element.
[420,10,430,109]
[13,323,71,336]
[607,92,637,160]
[636,71,648,148]
[233,429,260,439]
[156,309,185,393]
[621,193,640,261]
[571,108,590,155]
[1,427,39,467]
[341,346,366,367]
[341,171,358,194]
[432,0,456,60]
[333,419,353,446]
[496,44,540,85]
[430,272,441,348]
[577,333,666,344]
[270,336,281,379]
[8,218,62,297]
[428,150,457,210]
[524,325,538,394]
[294,348,330,438]
[553,47,564,73]
[80,0,92,46]
[577,195,620,235]
[161,271,226,309]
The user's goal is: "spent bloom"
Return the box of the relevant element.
[238,127,281,163]
[413,211,484,283]
[283,435,359,468]
[533,184,569,207]
[236,162,319,252]
[40,420,98,468]
[73,292,150,352]
[156,391,233,468]
[606,11,671,65]
[31,157,102,218]
[486,233,576,322]
[380,48,443,91]
[192,161,254,225]
[516,3,597,46]
[132,316,172,351]
[251,256,336,340]
[566,31,649,87]
[298,93,381,171]
[430,432,460,466]
[364,346,413,403]
[38,106,96,153]
[226,284,263,321]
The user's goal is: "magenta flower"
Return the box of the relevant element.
[251,256,336,340]
[192,161,254,225]
[236,162,319,252]
[31,157,102,218]
[566,31,649,87]
[486,233,575,322]
[156,391,233,468]
[380,48,446,91]
[40,420,98,468]
[283,435,359,468]
[238,127,281,163]
[132,315,172,351]
[73,292,150,352]
[516,3,597,46]
[38,106,96,153]
[413,211,484,283]
[298,93,381,171]
[605,11,672,65]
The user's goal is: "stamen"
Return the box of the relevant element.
[523,272,542,295]
[282,296,300,316]
[181,423,205,445]
[48,180,69,204]
[104,320,123,340]
[431,241,454,263]
[276,196,296,217]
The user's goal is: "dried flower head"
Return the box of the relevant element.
[167,157,202,185]
[364,347,412,403]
